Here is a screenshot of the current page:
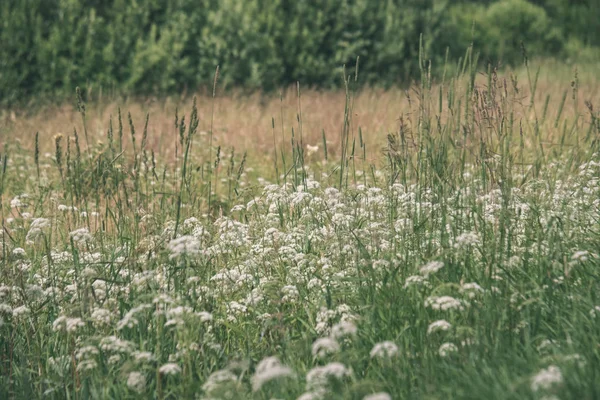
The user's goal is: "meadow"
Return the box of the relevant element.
[0,56,599,399]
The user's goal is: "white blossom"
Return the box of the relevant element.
[370,341,399,359]
[531,365,563,392]
[251,356,294,391]
[159,363,181,376]
[427,320,451,334]
[127,371,146,393]
[312,337,340,359]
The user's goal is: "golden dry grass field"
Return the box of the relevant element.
[2,62,598,169]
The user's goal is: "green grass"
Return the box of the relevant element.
[0,55,599,400]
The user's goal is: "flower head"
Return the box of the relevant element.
[251,356,294,391]
[370,341,398,359]
[312,337,340,359]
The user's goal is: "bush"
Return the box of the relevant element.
[0,0,593,105]
[443,0,563,66]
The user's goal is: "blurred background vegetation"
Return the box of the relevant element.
[0,0,598,106]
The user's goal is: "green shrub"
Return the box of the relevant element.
[0,0,594,105]
[444,0,563,66]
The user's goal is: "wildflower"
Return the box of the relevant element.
[75,346,99,360]
[90,308,112,327]
[460,282,484,298]
[424,296,464,311]
[196,311,213,322]
[127,371,146,393]
[536,339,555,353]
[312,337,340,359]
[427,320,452,334]
[419,261,444,276]
[99,336,135,353]
[251,356,294,391]
[571,250,590,262]
[133,351,155,363]
[10,195,28,208]
[306,144,320,156]
[167,235,201,259]
[403,275,429,289]
[370,341,399,359]
[531,365,563,392]
[230,204,246,212]
[202,369,238,393]
[66,318,85,333]
[306,362,352,390]
[159,363,181,376]
[26,218,50,242]
[226,301,248,322]
[281,285,300,303]
[363,393,392,400]
[438,342,458,357]
[70,228,92,243]
[12,248,26,257]
[12,305,30,318]
[52,316,85,333]
[454,232,480,249]
[330,321,357,340]
[297,389,327,400]
[108,354,122,365]
[77,359,98,372]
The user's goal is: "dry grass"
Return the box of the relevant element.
[2,62,599,167]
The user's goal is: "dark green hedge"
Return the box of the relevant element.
[0,0,595,104]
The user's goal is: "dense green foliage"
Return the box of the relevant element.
[0,0,597,104]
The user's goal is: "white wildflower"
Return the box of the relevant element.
[202,369,238,394]
[251,356,294,391]
[419,261,444,276]
[427,320,452,334]
[26,218,50,242]
[70,228,92,243]
[460,282,484,298]
[12,248,26,257]
[77,359,98,372]
[330,321,357,340]
[66,318,85,333]
[167,235,201,259]
[306,362,352,390]
[12,305,30,318]
[158,363,181,376]
[108,354,122,365]
[454,232,480,249]
[403,275,429,289]
[99,336,135,353]
[281,285,300,303]
[306,144,320,156]
[312,337,340,359]
[52,316,85,333]
[571,250,589,262]
[370,341,399,359]
[438,342,458,357]
[297,390,327,400]
[75,346,99,360]
[133,351,155,363]
[196,311,213,322]
[127,371,146,393]
[91,308,112,327]
[363,393,392,400]
[424,296,464,311]
[531,365,563,392]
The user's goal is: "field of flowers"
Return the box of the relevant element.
[1,62,599,399]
